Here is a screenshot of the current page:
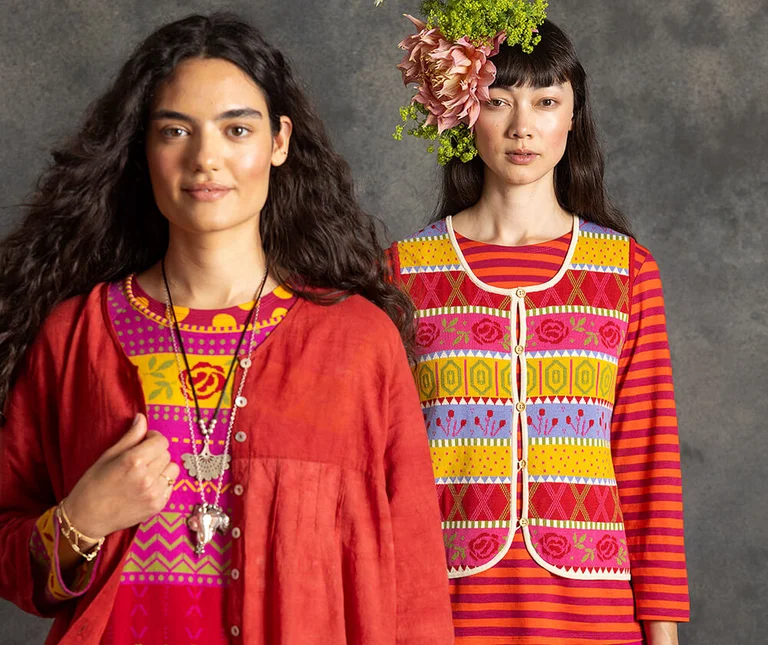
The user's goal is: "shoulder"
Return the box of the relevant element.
[35,283,109,351]
[291,296,406,370]
[301,294,400,340]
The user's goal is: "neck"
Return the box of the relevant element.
[139,221,276,309]
[453,169,573,245]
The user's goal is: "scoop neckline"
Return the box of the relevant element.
[446,215,581,295]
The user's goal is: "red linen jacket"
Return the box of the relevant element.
[0,283,454,644]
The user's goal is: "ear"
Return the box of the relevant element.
[271,115,293,167]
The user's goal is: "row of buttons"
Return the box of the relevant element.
[230,403,248,640]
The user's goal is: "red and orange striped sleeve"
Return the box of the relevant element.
[611,242,690,622]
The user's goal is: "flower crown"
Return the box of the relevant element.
[377,1,548,165]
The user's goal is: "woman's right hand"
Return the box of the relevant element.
[62,413,181,539]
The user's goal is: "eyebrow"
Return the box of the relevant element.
[150,107,263,122]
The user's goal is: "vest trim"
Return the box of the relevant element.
[446,215,581,295]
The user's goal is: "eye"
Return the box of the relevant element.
[540,98,558,108]
[228,125,252,138]
[487,98,507,108]
[161,126,188,138]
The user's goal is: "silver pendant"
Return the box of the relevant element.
[181,440,232,481]
[187,504,230,555]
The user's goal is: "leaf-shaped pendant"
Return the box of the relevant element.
[182,441,232,481]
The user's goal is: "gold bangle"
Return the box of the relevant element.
[56,499,105,562]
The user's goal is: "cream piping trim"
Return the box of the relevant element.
[446,214,581,295]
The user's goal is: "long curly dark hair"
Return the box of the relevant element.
[0,12,414,415]
[435,19,632,237]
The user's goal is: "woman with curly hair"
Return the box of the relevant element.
[388,13,689,645]
[0,13,453,644]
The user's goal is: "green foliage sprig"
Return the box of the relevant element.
[392,0,548,165]
[421,0,547,53]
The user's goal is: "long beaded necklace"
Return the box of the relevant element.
[162,261,268,555]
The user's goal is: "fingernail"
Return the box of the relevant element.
[133,413,141,425]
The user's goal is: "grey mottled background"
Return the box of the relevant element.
[1,1,766,643]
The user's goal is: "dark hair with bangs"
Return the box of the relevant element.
[434,19,632,237]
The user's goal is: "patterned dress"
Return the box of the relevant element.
[30,275,296,644]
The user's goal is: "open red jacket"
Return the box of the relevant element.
[0,283,454,644]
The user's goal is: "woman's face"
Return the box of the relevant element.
[473,81,574,189]
[146,57,292,236]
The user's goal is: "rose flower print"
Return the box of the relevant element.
[180,362,227,399]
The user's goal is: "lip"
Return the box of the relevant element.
[182,183,233,202]
[506,150,539,165]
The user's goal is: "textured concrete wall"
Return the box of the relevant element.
[1,1,766,643]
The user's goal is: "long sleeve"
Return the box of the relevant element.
[385,338,455,644]
[0,333,98,616]
[611,243,690,621]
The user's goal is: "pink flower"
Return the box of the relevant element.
[398,15,507,133]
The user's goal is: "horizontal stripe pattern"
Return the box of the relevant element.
[448,235,689,643]
[456,231,572,288]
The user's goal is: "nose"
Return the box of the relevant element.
[507,106,534,139]
[188,127,221,173]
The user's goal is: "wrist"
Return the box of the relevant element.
[62,496,106,541]
[643,621,679,645]
[57,499,105,561]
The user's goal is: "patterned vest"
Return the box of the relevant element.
[393,216,632,580]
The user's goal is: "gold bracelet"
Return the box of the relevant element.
[55,499,105,562]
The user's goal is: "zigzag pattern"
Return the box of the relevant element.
[123,551,229,576]
[570,263,630,276]
[529,396,614,409]
[401,264,463,274]
[528,475,617,486]
[420,348,513,361]
[527,348,619,364]
[436,476,513,485]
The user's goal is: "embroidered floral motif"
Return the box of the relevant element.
[473,409,506,437]
[595,534,619,560]
[416,321,441,348]
[181,362,227,400]
[435,409,467,437]
[565,409,594,437]
[528,408,559,436]
[536,319,569,344]
[539,532,571,558]
[471,318,504,344]
[599,321,622,348]
[468,532,501,560]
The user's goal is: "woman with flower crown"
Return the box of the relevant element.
[0,13,454,644]
[387,3,690,644]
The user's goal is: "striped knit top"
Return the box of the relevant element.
[391,219,689,645]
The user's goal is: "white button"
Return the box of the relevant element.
[516,288,526,298]
[235,431,247,442]
[514,345,525,355]
[235,396,248,408]
[231,625,240,637]
[515,402,526,412]
[518,459,527,470]
[231,568,240,580]
[239,357,252,369]
[519,517,529,527]
[232,527,241,539]
[233,484,244,496]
